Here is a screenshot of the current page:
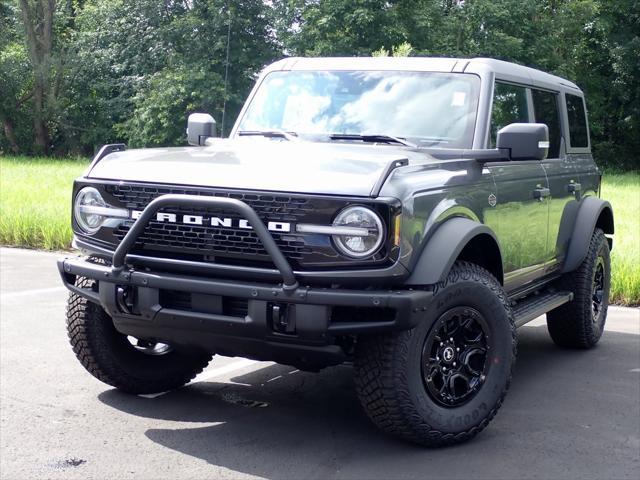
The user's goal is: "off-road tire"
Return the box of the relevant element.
[66,276,212,394]
[547,228,610,348]
[354,261,516,447]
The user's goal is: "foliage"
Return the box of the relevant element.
[373,41,413,57]
[1,0,278,154]
[0,0,638,169]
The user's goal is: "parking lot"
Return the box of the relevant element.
[1,247,639,480]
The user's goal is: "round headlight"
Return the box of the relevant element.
[74,187,106,234]
[332,206,384,258]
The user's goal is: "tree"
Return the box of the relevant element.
[0,2,31,154]
[0,0,638,168]
[17,0,57,153]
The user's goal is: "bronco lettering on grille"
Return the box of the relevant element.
[130,210,291,232]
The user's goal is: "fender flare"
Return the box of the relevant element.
[405,217,502,286]
[561,196,614,273]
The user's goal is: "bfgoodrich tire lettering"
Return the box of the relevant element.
[66,275,212,394]
[354,262,516,446]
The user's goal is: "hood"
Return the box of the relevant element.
[87,139,432,197]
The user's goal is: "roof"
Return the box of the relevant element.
[265,56,581,92]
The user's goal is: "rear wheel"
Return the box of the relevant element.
[66,276,212,394]
[547,228,611,348]
[354,262,516,446]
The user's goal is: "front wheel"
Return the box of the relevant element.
[66,277,212,394]
[354,262,516,446]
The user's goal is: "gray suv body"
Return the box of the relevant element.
[59,57,614,446]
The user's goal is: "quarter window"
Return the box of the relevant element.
[565,94,589,148]
[532,89,561,158]
[490,83,529,147]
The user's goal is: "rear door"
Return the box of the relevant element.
[486,82,550,291]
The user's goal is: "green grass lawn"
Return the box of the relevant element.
[0,156,638,305]
[1,156,88,250]
[601,173,640,306]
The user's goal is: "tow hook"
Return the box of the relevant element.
[116,286,135,314]
[269,303,295,334]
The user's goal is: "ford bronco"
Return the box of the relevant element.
[58,57,614,446]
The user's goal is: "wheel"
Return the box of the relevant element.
[547,228,611,348]
[354,262,516,446]
[66,276,212,394]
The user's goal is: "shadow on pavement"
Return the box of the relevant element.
[98,325,640,480]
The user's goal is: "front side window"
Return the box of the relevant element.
[565,94,589,148]
[490,82,529,147]
[238,71,481,148]
[532,89,561,158]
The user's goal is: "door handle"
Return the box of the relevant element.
[532,187,551,200]
[567,182,582,194]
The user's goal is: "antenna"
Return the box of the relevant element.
[221,4,232,136]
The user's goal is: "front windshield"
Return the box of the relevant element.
[237,70,480,148]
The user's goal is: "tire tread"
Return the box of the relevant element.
[354,262,516,447]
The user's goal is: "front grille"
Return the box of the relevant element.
[92,182,392,269]
[113,218,311,260]
[103,184,337,267]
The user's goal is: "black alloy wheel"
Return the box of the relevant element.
[422,307,490,407]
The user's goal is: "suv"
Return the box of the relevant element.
[58,57,614,446]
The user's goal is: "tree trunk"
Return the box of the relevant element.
[32,85,49,154]
[19,0,56,155]
[2,118,20,154]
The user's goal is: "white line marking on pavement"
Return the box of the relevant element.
[139,358,261,399]
[630,368,640,373]
[1,286,67,299]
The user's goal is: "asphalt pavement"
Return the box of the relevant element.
[1,247,639,480]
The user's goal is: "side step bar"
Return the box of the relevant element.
[513,290,574,328]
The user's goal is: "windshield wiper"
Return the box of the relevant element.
[238,130,298,141]
[329,133,417,148]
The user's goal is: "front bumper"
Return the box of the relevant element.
[60,193,431,368]
[58,256,432,367]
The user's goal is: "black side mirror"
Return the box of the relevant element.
[497,123,549,161]
[187,113,216,146]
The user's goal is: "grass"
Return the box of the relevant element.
[0,156,638,305]
[601,172,640,306]
[0,156,87,250]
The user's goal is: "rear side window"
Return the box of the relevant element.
[565,94,589,148]
[490,83,529,147]
[532,89,561,158]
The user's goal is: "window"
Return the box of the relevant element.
[490,83,529,147]
[565,94,589,148]
[532,89,561,158]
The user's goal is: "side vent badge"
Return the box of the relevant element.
[488,193,497,207]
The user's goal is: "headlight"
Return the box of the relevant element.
[74,186,128,235]
[332,206,384,258]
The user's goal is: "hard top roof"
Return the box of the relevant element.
[266,56,581,92]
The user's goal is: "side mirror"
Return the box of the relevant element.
[497,123,549,161]
[187,113,216,146]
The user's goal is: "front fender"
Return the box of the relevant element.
[405,217,501,286]
[561,196,614,273]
